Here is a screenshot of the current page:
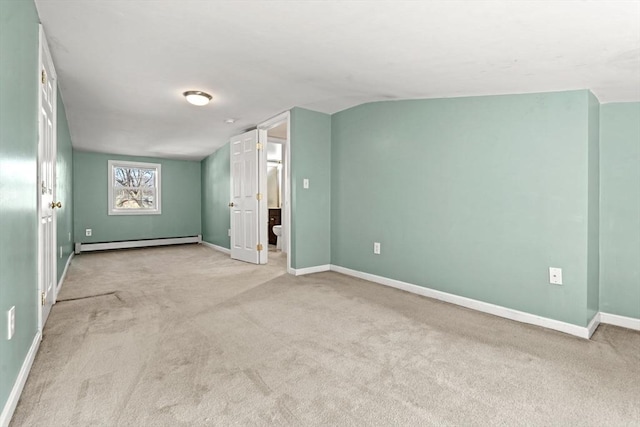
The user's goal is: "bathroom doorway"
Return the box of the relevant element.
[259,112,291,273]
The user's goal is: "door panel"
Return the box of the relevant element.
[243,210,255,250]
[39,28,57,327]
[230,130,265,264]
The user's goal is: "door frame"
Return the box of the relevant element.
[37,25,58,330]
[258,111,292,274]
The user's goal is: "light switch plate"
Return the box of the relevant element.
[7,306,15,340]
[373,242,381,255]
[549,267,563,285]
[303,179,309,189]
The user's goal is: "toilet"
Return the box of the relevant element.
[272,225,282,250]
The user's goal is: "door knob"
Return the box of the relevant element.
[50,201,62,208]
[228,202,235,207]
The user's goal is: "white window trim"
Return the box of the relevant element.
[108,160,162,215]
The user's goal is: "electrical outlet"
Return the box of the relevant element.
[549,267,563,285]
[303,178,309,189]
[7,306,15,340]
[373,242,381,255]
[60,246,63,259]
[228,229,231,237]
[85,228,92,237]
[68,232,71,242]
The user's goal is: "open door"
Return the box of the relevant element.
[38,27,58,328]
[229,129,268,264]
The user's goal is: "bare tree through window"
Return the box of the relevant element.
[108,160,161,215]
[114,166,155,208]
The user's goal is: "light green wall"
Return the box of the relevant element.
[201,143,230,248]
[0,0,40,414]
[73,151,201,243]
[56,94,74,281]
[600,103,640,318]
[290,108,332,269]
[331,91,594,327]
[586,92,600,322]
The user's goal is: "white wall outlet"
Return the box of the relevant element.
[85,228,92,237]
[549,267,563,285]
[60,246,63,259]
[68,232,71,242]
[303,178,309,189]
[228,229,231,237]
[7,306,15,340]
[373,242,381,255]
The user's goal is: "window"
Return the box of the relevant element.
[108,160,161,215]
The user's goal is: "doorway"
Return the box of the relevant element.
[265,125,286,269]
[229,112,291,272]
[259,112,290,273]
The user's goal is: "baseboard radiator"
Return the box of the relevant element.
[75,235,202,254]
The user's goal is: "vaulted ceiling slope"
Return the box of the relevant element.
[35,0,640,160]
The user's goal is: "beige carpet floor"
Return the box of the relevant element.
[10,244,640,426]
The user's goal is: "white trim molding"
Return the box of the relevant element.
[58,252,74,287]
[55,251,74,301]
[0,331,42,427]
[599,312,640,331]
[291,264,331,276]
[586,312,601,338]
[201,241,231,254]
[330,265,594,339]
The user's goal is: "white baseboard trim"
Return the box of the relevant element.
[599,312,640,331]
[330,265,593,339]
[76,235,201,253]
[292,264,331,276]
[55,251,74,301]
[0,331,42,427]
[586,312,601,338]
[201,241,231,254]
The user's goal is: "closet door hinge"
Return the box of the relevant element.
[256,193,262,201]
[257,243,263,251]
[256,143,263,150]
[41,69,46,85]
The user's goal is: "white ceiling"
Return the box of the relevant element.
[35,0,640,161]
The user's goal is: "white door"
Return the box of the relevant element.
[229,129,268,264]
[38,27,58,328]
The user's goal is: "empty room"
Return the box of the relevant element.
[1,0,639,425]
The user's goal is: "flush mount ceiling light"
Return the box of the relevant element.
[183,90,212,106]
[224,118,236,124]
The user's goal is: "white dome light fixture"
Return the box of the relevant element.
[183,90,212,106]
